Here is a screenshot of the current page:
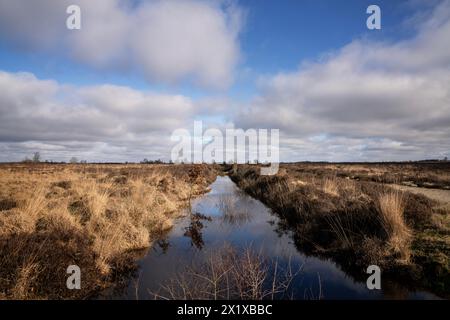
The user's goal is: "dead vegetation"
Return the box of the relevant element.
[0,163,216,299]
[228,164,449,297]
[1,161,447,299]
[283,162,450,190]
[151,244,302,300]
[377,191,411,262]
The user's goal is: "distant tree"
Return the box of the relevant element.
[32,152,41,163]
[69,157,78,164]
[141,158,165,164]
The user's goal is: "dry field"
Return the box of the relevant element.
[228,162,450,297]
[0,163,216,299]
[1,162,448,299]
[284,162,450,189]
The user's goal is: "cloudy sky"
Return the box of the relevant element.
[0,0,449,162]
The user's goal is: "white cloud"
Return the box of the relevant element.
[0,71,196,161]
[235,0,450,161]
[1,0,449,162]
[0,0,243,89]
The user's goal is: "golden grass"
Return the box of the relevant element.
[377,191,412,262]
[323,177,339,196]
[12,262,40,300]
[0,163,215,299]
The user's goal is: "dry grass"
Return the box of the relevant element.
[229,163,450,296]
[0,163,216,299]
[323,177,339,196]
[324,212,355,249]
[377,191,412,262]
[282,162,450,189]
[228,165,439,274]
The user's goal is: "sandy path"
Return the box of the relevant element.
[392,184,450,206]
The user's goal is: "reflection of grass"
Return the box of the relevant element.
[217,194,253,226]
[221,209,252,226]
[183,212,212,250]
[217,194,235,214]
[151,244,302,300]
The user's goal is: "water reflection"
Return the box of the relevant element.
[218,193,254,226]
[113,176,439,300]
[156,239,170,254]
[183,213,211,250]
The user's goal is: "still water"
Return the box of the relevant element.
[113,176,438,300]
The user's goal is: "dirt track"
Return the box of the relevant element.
[392,184,450,209]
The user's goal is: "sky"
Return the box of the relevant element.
[0,0,449,162]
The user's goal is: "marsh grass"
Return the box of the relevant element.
[377,191,412,262]
[229,166,432,270]
[324,212,355,249]
[323,177,339,196]
[0,163,216,299]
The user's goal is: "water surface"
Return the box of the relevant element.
[114,176,438,300]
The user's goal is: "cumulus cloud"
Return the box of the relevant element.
[0,71,196,161]
[1,1,449,162]
[0,0,243,88]
[235,0,450,161]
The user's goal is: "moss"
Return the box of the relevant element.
[412,228,450,297]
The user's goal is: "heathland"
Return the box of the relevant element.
[0,162,448,299]
[228,162,450,297]
[0,163,216,299]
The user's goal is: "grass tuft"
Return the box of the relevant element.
[377,191,412,262]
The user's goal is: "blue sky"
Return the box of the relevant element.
[0,0,424,97]
[241,0,409,70]
[0,0,449,162]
